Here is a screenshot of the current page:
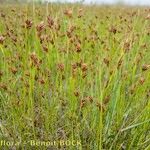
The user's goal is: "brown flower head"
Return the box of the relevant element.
[103,58,110,67]
[146,14,150,19]
[74,90,80,97]
[80,99,86,109]
[142,64,150,71]
[76,43,81,52]
[36,21,45,32]
[96,102,105,112]
[0,83,7,90]
[30,52,42,68]
[109,26,117,34]
[139,77,145,85]
[57,63,65,72]
[39,78,45,85]
[47,16,54,28]
[10,67,18,74]
[42,45,48,52]
[81,63,88,72]
[64,9,73,18]
[0,35,5,44]
[25,19,33,29]
[78,8,83,18]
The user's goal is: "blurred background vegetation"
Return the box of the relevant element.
[0,0,43,4]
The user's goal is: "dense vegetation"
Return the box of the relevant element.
[0,3,150,150]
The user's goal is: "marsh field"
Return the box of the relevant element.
[0,2,150,150]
